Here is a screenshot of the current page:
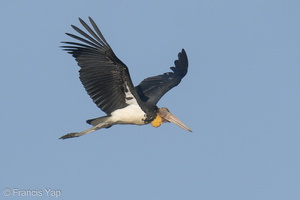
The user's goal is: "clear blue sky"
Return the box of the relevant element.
[1,0,299,199]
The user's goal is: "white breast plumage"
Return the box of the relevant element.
[110,104,146,125]
[109,83,146,125]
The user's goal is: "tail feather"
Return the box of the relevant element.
[86,116,112,128]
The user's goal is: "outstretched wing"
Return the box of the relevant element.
[135,49,188,105]
[61,17,139,114]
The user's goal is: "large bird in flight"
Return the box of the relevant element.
[60,17,192,139]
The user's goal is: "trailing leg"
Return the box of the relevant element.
[60,117,112,139]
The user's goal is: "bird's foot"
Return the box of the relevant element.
[59,132,80,140]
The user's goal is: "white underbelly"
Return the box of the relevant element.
[110,104,146,125]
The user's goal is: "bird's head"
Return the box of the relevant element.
[151,107,192,132]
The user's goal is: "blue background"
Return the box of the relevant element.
[1,0,299,199]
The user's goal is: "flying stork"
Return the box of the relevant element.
[60,17,192,139]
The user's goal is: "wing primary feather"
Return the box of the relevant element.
[78,18,107,48]
[88,17,111,47]
[70,25,102,47]
[64,33,100,49]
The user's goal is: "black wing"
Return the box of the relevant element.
[135,49,188,105]
[61,17,138,114]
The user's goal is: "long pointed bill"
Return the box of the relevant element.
[164,111,192,132]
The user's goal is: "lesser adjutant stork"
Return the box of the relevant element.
[60,17,192,139]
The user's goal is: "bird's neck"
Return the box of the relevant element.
[151,114,163,127]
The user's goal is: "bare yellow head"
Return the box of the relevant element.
[150,107,192,132]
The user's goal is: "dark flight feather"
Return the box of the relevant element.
[61,17,139,114]
[135,49,188,105]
